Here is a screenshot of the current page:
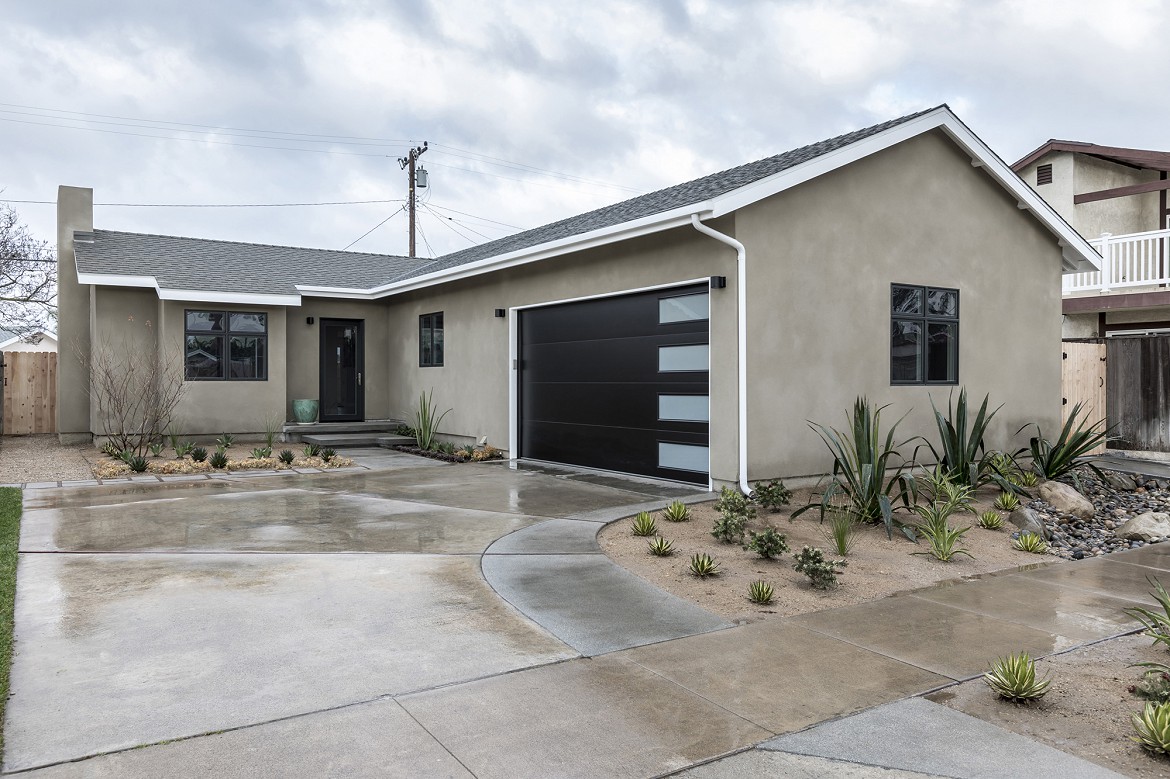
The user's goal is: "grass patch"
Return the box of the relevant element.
[0,488,21,753]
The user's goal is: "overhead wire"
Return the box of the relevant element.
[422,204,477,246]
[421,203,492,242]
[342,204,406,251]
[0,197,405,208]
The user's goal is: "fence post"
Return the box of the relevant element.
[1100,232,1113,292]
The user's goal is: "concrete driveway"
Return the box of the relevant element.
[4,456,719,775]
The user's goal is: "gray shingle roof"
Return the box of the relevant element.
[75,107,939,296]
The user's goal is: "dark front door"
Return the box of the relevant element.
[320,319,364,422]
[518,284,710,484]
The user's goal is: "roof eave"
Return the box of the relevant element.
[75,270,301,306]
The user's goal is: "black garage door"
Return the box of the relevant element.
[518,284,710,484]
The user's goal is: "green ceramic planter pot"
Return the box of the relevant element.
[292,399,319,424]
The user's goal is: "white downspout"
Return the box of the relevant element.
[690,214,751,495]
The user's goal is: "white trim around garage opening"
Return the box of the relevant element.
[507,277,715,490]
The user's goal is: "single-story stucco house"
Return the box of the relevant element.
[56,105,1099,489]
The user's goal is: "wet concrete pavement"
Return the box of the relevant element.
[4,455,1166,777]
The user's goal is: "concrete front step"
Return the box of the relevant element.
[298,433,417,448]
[283,419,405,435]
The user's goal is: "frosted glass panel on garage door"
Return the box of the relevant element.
[658,394,709,422]
[658,344,708,372]
[658,442,709,474]
[659,293,709,323]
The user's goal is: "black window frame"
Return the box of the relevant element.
[184,309,269,382]
[890,284,959,386]
[419,312,444,367]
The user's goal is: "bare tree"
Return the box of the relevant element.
[0,204,56,336]
[80,319,187,456]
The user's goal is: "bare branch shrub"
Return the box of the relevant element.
[0,204,56,335]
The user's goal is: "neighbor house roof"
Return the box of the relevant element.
[74,105,1100,305]
[1012,140,1170,173]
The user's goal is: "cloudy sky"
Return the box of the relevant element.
[2,0,1168,259]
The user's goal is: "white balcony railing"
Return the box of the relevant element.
[1064,228,1170,294]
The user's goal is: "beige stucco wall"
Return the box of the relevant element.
[157,300,288,436]
[56,186,93,441]
[286,299,392,421]
[87,286,159,437]
[1020,151,1161,239]
[381,224,740,483]
[1063,313,1099,338]
[735,129,1064,478]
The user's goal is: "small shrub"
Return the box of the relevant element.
[984,652,1051,702]
[823,509,857,556]
[978,510,1005,530]
[126,455,148,473]
[1013,532,1048,554]
[662,500,691,522]
[251,447,272,460]
[630,511,658,537]
[278,449,295,465]
[748,580,774,604]
[647,537,674,557]
[216,433,234,449]
[1126,577,1170,650]
[190,446,208,463]
[793,546,847,590]
[303,443,321,458]
[320,448,336,463]
[688,552,720,578]
[744,527,789,559]
[715,486,755,519]
[711,513,748,544]
[1132,701,1170,754]
[209,450,228,469]
[751,479,792,512]
[394,423,416,437]
[1133,670,1170,705]
[993,491,1020,511]
[459,444,476,457]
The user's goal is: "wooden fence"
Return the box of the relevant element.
[2,351,57,435]
[1061,340,1107,457]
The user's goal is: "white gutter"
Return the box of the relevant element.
[690,214,752,495]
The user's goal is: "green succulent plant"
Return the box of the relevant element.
[1014,470,1039,488]
[148,442,164,457]
[320,447,336,463]
[993,491,1020,511]
[978,510,1005,530]
[1133,701,1170,754]
[190,446,208,463]
[662,500,691,522]
[984,652,1051,702]
[688,552,720,578]
[744,527,789,559]
[1012,532,1048,554]
[647,536,674,557]
[126,455,148,473]
[209,450,229,469]
[748,580,774,604]
[251,447,272,460]
[303,443,321,458]
[215,433,234,449]
[176,441,195,458]
[630,511,658,537]
[278,449,295,464]
[1126,577,1170,651]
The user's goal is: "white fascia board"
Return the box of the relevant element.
[704,107,1101,275]
[295,209,708,299]
[0,336,19,350]
[76,271,300,307]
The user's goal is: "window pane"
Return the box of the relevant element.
[658,344,708,372]
[186,311,224,332]
[186,335,223,379]
[927,289,958,318]
[927,322,958,382]
[419,318,432,365]
[891,287,922,315]
[433,325,444,365]
[229,312,267,332]
[658,395,709,422]
[228,336,265,379]
[659,293,709,323]
[891,320,921,382]
[658,443,709,474]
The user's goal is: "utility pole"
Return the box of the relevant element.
[398,141,428,257]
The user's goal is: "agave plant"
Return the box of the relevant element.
[126,455,148,473]
[209,450,229,469]
[1020,402,1109,481]
[1126,577,1170,650]
[748,580,774,604]
[148,442,164,457]
[984,652,1051,702]
[662,500,691,522]
[993,491,1020,511]
[1133,701,1170,754]
[912,516,974,562]
[1013,532,1048,554]
[320,448,336,463]
[925,389,1007,488]
[978,510,1005,530]
[215,433,235,449]
[190,446,208,463]
[303,443,321,458]
[278,449,295,464]
[688,552,720,578]
[630,511,658,537]
[794,397,917,539]
[647,536,674,557]
[1014,470,1039,488]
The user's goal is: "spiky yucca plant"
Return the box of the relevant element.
[984,652,1051,702]
[993,491,1020,511]
[1133,701,1170,754]
[1015,470,1039,488]
[662,500,691,522]
[689,552,720,578]
[630,511,658,537]
[748,580,774,604]
[978,510,1005,530]
[209,450,228,469]
[1013,532,1048,554]
[278,449,295,464]
[647,536,674,557]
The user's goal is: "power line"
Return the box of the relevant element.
[426,202,522,230]
[429,143,642,193]
[0,198,404,208]
[415,218,435,258]
[421,203,492,242]
[343,205,406,251]
[422,204,477,246]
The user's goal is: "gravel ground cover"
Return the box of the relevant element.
[0,435,97,484]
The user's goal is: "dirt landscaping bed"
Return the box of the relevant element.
[928,633,1170,778]
[598,485,1059,623]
